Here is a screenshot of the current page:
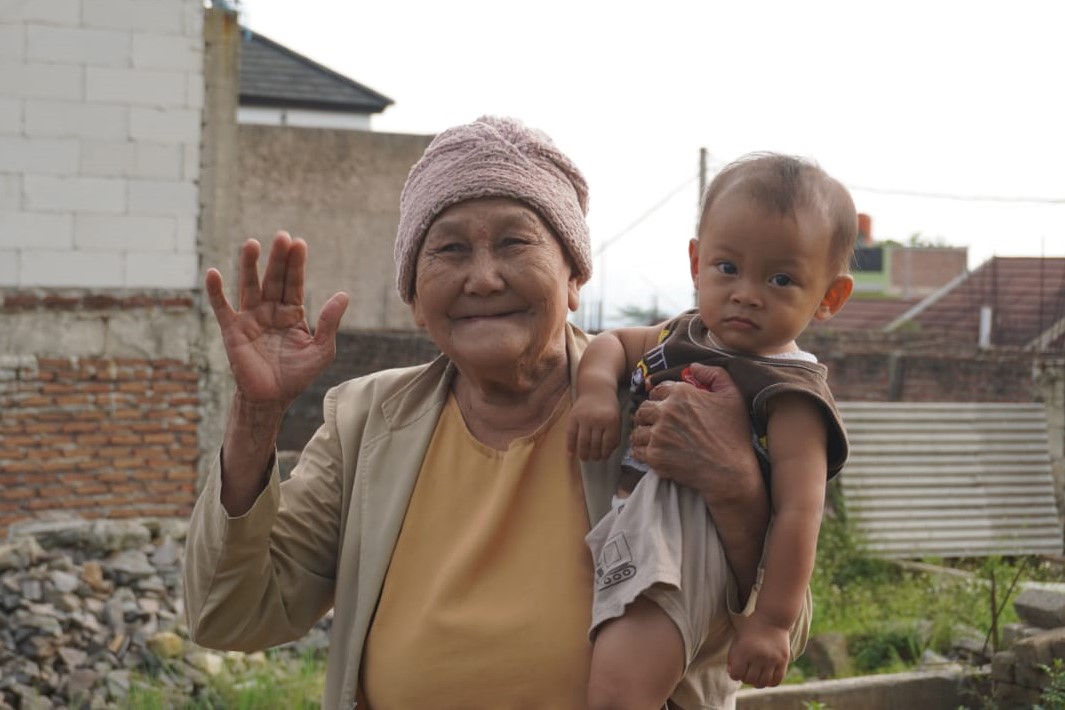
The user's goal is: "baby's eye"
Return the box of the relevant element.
[715,262,737,275]
[769,274,794,287]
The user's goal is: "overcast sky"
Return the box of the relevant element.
[242,0,1065,324]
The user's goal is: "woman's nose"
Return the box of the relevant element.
[463,250,506,295]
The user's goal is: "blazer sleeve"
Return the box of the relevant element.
[183,386,347,652]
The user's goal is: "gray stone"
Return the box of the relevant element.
[57,646,88,669]
[105,669,130,701]
[991,650,1016,683]
[103,550,154,581]
[89,522,151,555]
[1012,627,1065,667]
[20,579,43,602]
[805,631,852,678]
[0,537,46,572]
[49,570,79,594]
[150,536,179,567]
[1001,621,1042,647]
[9,518,92,550]
[1014,585,1065,629]
[63,668,98,704]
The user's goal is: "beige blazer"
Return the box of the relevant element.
[184,324,627,709]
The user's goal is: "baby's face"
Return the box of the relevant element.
[690,193,838,355]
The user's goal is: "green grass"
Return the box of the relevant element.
[123,650,325,710]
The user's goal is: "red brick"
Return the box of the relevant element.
[82,294,121,310]
[0,436,35,447]
[25,423,62,434]
[76,459,108,472]
[108,435,141,446]
[97,471,130,483]
[116,383,148,393]
[17,396,53,407]
[41,384,77,395]
[38,358,74,370]
[24,449,61,459]
[143,433,174,445]
[1,462,37,474]
[61,422,99,434]
[72,483,108,496]
[130,422,165,433]
[168,370,200,382]
[111,458,145,468]
[97,446,133,458]
[36,411,73,422]
[73,410,106,421]
[4,488,35,500]
[131,469,165,481]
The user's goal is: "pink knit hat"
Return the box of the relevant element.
[394,115,592,303]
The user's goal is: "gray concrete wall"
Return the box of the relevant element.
[236,125,434,332]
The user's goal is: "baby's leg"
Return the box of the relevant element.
[588,595,685,710]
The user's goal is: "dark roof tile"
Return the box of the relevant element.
[239,31,393,113]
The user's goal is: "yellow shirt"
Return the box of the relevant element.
[361,393,593,709]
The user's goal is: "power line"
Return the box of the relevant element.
[594,173,700,257]
[848,184,1065,205]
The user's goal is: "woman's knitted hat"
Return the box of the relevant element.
[394,115,591,303]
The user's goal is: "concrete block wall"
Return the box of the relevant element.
[0,0,204,289]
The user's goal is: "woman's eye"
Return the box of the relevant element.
[715,262,737,275]
[769,274,793,287]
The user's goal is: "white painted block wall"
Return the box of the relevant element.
[0,0,204,288]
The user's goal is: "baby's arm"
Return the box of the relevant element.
[567,326,661,460]
[727,393,829,688]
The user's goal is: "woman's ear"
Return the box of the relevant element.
[688,239,700,287]
[814,274,854,321]
[410,295,427,328]
[568,273,580,312]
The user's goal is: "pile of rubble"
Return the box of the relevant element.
[0,516,330,709]
[992,584,1065,707]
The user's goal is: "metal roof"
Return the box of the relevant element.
[839,401,1063,559]
[239,31,393,113]
[887,257,1065,350]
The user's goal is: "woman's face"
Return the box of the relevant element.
[411,198,580,376]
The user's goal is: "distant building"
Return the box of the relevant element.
[238,30,393,131]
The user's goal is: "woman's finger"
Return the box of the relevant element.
[237,239,262,310]
[205,268,235,330]
[283,238,308,306]
[261,231,292,302]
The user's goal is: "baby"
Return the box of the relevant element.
[569,153,855,707]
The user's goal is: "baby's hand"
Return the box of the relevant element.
[566,394,621,460]
[727,612,791,689]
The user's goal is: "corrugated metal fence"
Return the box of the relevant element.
[838,402,1063,558]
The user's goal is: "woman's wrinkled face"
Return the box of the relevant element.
[411,197,580,375]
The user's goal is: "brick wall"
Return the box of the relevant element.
[0,291,202,535]
[800,330,1050,403]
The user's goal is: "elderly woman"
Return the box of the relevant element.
[184,116,780,709]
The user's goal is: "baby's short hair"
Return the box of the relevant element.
[699,153,858,274]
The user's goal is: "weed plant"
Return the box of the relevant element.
[800,479,1063,680]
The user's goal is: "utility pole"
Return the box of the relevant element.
[695,147,708,308]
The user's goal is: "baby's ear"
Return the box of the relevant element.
[814,275,854,321]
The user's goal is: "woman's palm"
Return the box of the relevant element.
[206,234,349,408]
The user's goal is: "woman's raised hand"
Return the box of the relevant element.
[205,232,349,410]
